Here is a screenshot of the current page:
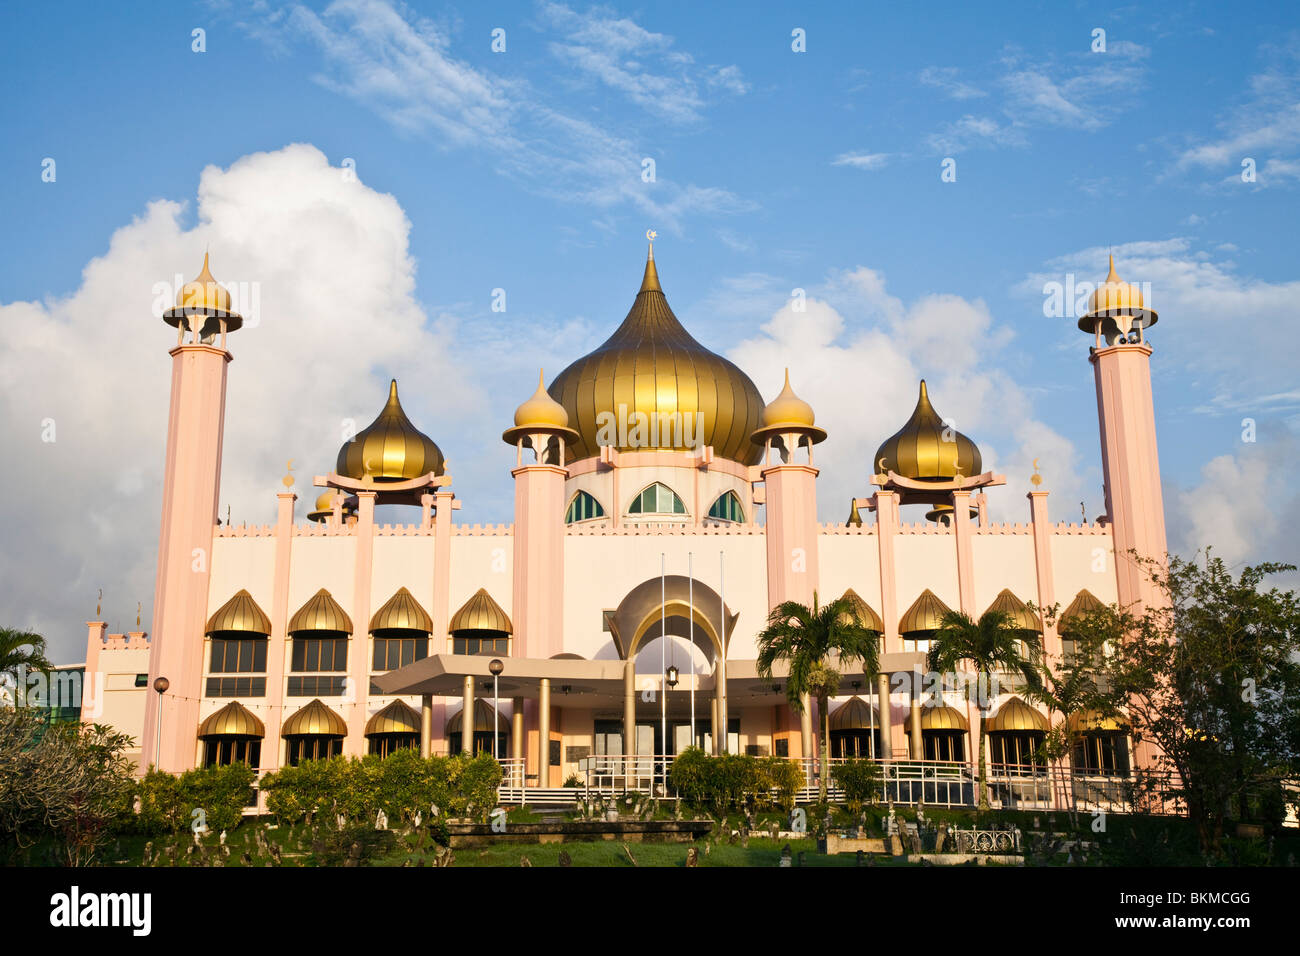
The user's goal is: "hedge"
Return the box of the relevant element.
[135,763,256,835]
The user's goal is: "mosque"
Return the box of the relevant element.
[83,240,1167,797]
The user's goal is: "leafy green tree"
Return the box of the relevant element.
[925,609,1042,811]
[1080,552,1300,856]
[0,707,135,865]
[756,592,881,804]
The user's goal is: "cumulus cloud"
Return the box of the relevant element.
[0,144,489,662]
[727,267,1085,527]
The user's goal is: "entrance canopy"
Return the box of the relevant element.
[607,575,738,663]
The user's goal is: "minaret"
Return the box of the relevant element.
[751,371,827,759]
[142,255,243,771]
[1079,255,1168,610]
[503,369,578,788]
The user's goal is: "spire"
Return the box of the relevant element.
[639,230,661,293]
[1106,253,1119,283]
[387,378,400,405]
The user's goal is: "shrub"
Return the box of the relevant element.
[831,758,882,812]
[668,746,711,807]
[135,763,257,835]
[757,756,806,812]
[259,752,503,827]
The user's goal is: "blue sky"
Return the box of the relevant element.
[3,1,1299,656]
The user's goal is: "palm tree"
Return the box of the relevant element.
[926,610,1041,811]
[0,627,53,707]
[1029,655,1102,827]
[756,592,881,804]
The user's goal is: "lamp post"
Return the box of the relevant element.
[152,676,169,769]
[489,659,504,761]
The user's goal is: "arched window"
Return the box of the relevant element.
[627,482,686,515]
[565,491,606,523]
[707,491,744,523]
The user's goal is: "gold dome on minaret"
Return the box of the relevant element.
[761,369,816,428]
[176,252,233,312]
[1078,254,1157,334]
[547,242,765,464]
[874,380,983,481]
[336,379,444,481]
[514,369,571,429]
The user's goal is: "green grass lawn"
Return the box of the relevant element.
[17,801,1295,867]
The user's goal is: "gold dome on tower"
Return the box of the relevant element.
[761,369,816,428]
[514,369,571,429]
[874,380,982,481]
[336,380,444,481]
[547,243,765,464]
[176,252,233,312]
[1078,254,1157,335]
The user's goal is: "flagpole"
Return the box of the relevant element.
[660,552,666,782]
[689,551,696,746]
[720,549,726,754]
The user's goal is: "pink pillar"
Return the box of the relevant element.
[143,344,231,772]
[263,492,296,771]
[1027,491,1061,660]
[513,463,566,786]
[1093,343,1170,773]
[874,491,903,757]
[430,489,454,752]
[763,462,820,759]
[347,490,376,755]
[511,465,567,659]
[1092,343,1169,611]
[951,489,975,614]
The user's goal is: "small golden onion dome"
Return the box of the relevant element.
[337,380,445,482]
[899,588,953,636]
[984,588,1042,633]
[838,587,885,633]
[446,699,503,734]
[365,699,421,736]
[282,699,347,736]
[205,589,272,636]
[847,499,863,526]
[762,369,816,428]
[923,502,980,525]
[176,252,233,312]
[1067,709,1127,733]
[369,586,433,633]
[288,588,353,635]
[1059,588,1105,633]
[830,696,880,731]
[874,380,982,482]
[199,701,265,738]
[1078,254,1157,334]
[448,588,513,634]
[548,245,765,464]
[308,490,358,523]
[906,705,968,732]
[515,369,570,428]
[987,697,1050,733]
[751,369,827,446]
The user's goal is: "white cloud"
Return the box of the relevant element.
[727,267,1085,526]
[237,0,747,231]
[926,115,1028,154]
[919,66,987,101]
[0,144,488,662]
[831,152,890,171]
[1176,44,1300,181]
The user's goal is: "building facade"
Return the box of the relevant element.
[84,244,1168,791]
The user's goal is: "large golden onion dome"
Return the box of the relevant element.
[874,380,982,481]
[547,245,765,464]
[337,379,444,481]
[176,252,233,312]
